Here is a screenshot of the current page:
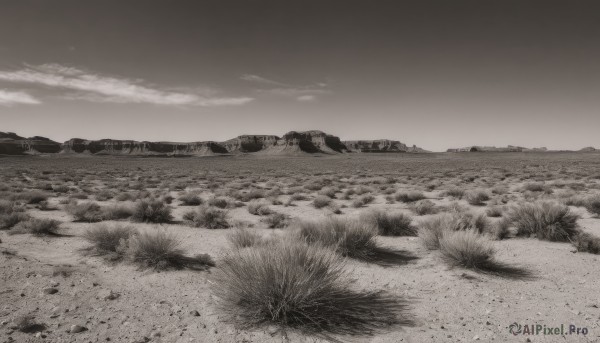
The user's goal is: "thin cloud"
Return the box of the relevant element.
[242,73,331,102]
[296,95,316,102]
[0,89,40,106]
[0,64,253,106]
[240,74,289,87]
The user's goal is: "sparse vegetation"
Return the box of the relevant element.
[362,211,417,236]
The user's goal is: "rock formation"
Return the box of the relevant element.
[1,130,426,156]
[0,132,61,155]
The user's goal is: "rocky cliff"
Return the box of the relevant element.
[1,130,426,156]
[0,132,61,155]
[344,139,408,153]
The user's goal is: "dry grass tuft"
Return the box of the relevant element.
[213,237,412,336]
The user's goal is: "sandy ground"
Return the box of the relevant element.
[2,154,600,342]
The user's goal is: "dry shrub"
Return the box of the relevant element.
[464,190,490,206]
[247,200,273,215]
[184,206,229,229]
[362,211,416,236]
[443,188,465,199]
[214,237,411,335]
[261,212,289,229]
[178,192,203,206]
[572,232,600,254]
[410,199,438,215]
[10,218,62,236]
[505,202,579,242]
[125,230,214,270]
[132,199,173,223]
[439,230,532,278]
[312,195,332,209]
[227,228,264,249]
[395,191,425,203]
[83,224,134,259]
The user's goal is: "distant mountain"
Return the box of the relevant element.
[446,145,548,152]
[0,130,427,156]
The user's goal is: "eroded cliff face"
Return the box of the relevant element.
[344,140,408,153]
[281,131,347,153]
[0,132,61,155]
[1,130,426,156]
[221,135,280,153]
[62,139,228,155]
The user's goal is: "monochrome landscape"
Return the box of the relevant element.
[2,1,600,342]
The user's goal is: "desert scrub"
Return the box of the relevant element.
[261,212,289,229]
[208,197,229,209]
[247,200,273,215]
[227,228,264,248]
[443,188,465,199]
[464,189,490,206]
[484,205,503,217]
[178,192,203,206]
[10,218,62,236]
[505,202,579,242]
[395,191,425,203]
[132,199,173,223]
[213,237,410,335]
[417,212,490,249]
[66,201,104,222]
[410,199,438,215]
[15,190,50,204]
[125,230,215,270]
[294,217,404,263]
[83,224,134,257]
[571,232,600,254]
[184,206,229,229]
[352,194,375,208]
[362,211,416,236]
[312,195,332,209]
[438,230,531,278]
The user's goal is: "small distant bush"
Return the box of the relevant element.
[227,228,263,249]
[208,197,229,209]
[95,189,114,201]
[247,200,273,215]
[262,212,289,229]
[83,224,134,259]
[132,199,173,223]
[66,202,104,222]
[0,212,30,230]
[464,190,490,206]
[395,191,425,203]
[16,191,49,204]
[485,206,504,218]
[312,195,332,209]
[125,230,215,270]
[522,182,547,192]
[362,211,416,236]
[10,218,62,236]
[410,199,437,215]
[572,232,600,254]
[352,194,375,208]
[443,188,465,199]
[102,204,135,220]
[178,193,203,206]
[184,206,229,229]
[295,218,378,260]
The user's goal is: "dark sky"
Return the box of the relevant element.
[1,0,599,151]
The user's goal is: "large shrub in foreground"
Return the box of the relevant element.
[214,237,409,335]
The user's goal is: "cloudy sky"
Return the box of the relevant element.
[1,0,599,151]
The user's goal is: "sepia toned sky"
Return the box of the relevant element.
[1,0,599,151]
